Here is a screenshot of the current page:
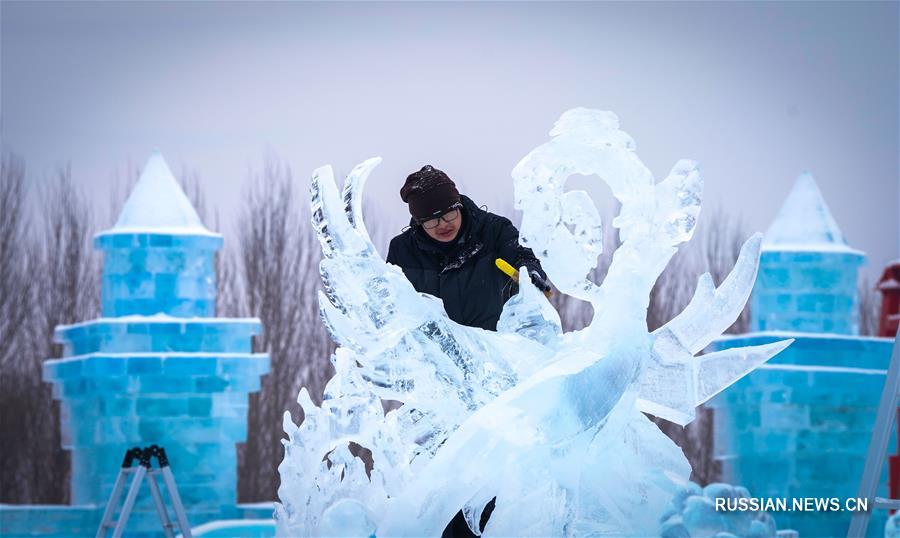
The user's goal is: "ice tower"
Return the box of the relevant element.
[709,172,894,538]
[752,172,866,334]
[97,152,222,318]
[1,154,270,536]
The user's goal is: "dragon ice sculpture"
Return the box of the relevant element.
[276,108,792,537]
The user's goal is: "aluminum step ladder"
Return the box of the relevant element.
[848,332,900,537]
[96,445,192,538]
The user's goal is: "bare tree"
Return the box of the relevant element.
[0,163,100,503]
[0,154,37,502]
[0,154,32,372]
[228,159,335,501]
[33,167,100,502]
[35,166,101,350]
[859,278,882,337]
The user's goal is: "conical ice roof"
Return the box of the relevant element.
[763,172,861,254]
[99,152,219,237]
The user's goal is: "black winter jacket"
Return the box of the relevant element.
[386,195,546,331]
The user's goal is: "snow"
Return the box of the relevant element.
[761,242,864,255]
[43,351,269,368]
[762,172,862,254]
[55,314,261,332]
[714,330,893,344]
[275,108,790,537]
[659,481,778,538]
[0,503,101,510]
[238,502,276,510]
[179,519,275,538]
[96,152,220,238]
[760,363,886,375]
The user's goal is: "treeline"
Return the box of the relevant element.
[0,153,882,504]
[1,156,99,504]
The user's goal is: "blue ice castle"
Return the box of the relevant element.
[709,173,895,538]
[0,154,271,536]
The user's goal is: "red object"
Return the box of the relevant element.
[892,409,900,513]
[878,261,900,338]
[884,263,900,509]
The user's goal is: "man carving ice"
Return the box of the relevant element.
[385,164,550,535]
[386,165,550,332]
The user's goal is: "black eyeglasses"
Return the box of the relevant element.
[417,203,462,230]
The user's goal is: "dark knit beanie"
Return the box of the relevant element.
[400,165,461,220]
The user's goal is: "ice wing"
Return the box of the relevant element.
[636,233,792,425]
[311,159,520,440]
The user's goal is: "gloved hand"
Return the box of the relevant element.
[527,269,552,293]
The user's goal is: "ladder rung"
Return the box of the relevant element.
[100,519,175,530]
[875,497,900,510]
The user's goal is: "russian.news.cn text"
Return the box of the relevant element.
[715,497,868,513]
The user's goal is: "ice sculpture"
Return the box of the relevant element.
[276,108,792,537]
[659,481,777,538]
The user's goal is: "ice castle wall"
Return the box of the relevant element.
[751,250,866,335]
[709,335,894,538]
[0,232,270,537]
[46,318,266,507]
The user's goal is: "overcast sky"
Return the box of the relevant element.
[2,1,898,280]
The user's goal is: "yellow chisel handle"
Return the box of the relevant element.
[495,258,519,281]
[495,258,552,298]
